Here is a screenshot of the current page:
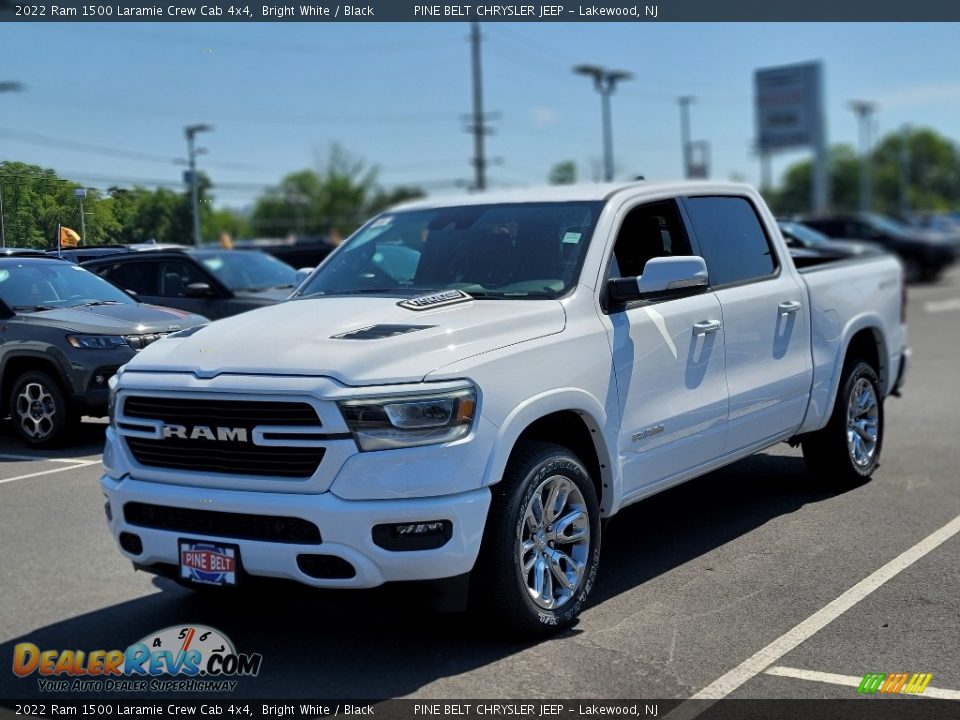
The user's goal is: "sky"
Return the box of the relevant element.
[3,22,960,210]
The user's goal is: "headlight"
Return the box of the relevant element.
[66,334,129,350]
[338,387,477,451]
[107,374,119,427]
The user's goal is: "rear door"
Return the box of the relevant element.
[682,195,812,453]
[600,199,729,496]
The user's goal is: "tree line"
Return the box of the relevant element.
[0,145,423,249]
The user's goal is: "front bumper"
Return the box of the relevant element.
[101,475,492,588]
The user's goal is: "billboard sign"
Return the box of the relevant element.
[755,62,824,151]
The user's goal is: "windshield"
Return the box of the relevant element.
[780,222,830,246]
[194,251,297,291]
[0,262,135,311]
[863,213,911,237]
[296,202,603,300]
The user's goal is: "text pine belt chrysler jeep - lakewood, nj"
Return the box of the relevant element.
[102,182,909,634]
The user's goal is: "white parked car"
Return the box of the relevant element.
[102,182,909,634]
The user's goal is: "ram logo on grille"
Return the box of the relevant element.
[162,424,249,442]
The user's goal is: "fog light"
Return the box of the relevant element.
[94,374,106,386]
[372,520,452,551]
[119,532,143,555]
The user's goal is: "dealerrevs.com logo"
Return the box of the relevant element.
[12,625,262,693]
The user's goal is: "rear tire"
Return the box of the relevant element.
[471,442,601,636]
[9,371,69,448]
[802,361,883,485]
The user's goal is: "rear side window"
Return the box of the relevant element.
[684,196,776,286]
[102,261,159,295]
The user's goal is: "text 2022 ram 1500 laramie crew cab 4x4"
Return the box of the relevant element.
[102,182,909,634]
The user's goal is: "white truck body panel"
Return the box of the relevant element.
[101,181,907,589]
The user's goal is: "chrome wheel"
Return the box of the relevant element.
[518,474,591,610]
[16,382,57,440]
[846,377,879,468]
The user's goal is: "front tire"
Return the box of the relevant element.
[9,371,69,448]
[802,361,883,484]
[472,442,601,635]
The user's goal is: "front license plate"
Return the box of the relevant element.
[179,539,238,586]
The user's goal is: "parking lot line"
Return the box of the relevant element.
[0,452,100,464]
[0,460,100,485]
[764,666,960,700]
[664,512,960,718]
[923,297,960,314]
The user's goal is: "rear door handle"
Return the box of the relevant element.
[693,320,722,336]
[778,301,802,315]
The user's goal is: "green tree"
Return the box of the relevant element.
[770,128,960,215]
[548,161,577,185]
[250,144,423,239]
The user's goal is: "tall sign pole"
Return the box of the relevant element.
[755,61,828,212]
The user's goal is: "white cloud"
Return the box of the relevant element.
[530,106,559,127]
[875,82,960,110]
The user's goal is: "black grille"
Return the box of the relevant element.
[123,397,324,478]
[124,397,319,425]
[124,502,322,544]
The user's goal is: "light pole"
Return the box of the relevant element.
[849,100,878,213]
[184,123,213,246]
[574,64,633,182]
[0,81,24,247]
[677,95,695,179]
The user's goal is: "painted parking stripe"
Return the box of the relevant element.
[664,512,960,719]
[923,298,960,313]
[765,666,960,700]
[0,452,100,464]
[0,461,100,485]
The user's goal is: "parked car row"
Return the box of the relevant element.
[0,257,207,446]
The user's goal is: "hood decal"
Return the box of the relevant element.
[332,324,436,340]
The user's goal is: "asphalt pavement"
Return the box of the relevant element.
[0,268,958,704]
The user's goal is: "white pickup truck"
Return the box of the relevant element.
[102,182,909,634]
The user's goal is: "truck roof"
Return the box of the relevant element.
[392,180,757,211]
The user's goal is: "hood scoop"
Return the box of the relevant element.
[332,324,435,340]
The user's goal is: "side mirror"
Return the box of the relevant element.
[295,267,314,285]
[607,256,708,306]
[184,282,214,298]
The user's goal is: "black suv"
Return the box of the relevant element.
[799,213,956,281]
[82,249,299,319]
[0,257,206,447]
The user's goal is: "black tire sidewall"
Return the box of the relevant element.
[9,371,69,447]
[838,362,884,478]
[490,445,601,632]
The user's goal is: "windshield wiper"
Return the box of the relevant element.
[12,304,57,312]
[75,300,124,307]
[246,283,295,292]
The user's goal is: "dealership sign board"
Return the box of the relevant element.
[755,62,824,151]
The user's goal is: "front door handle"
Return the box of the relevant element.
[778,300,802,316]
[693,320,722,336]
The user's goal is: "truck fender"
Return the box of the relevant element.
[480,387,619,516]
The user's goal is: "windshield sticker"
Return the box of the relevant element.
[562,232,582,244]
[0,270,7,282]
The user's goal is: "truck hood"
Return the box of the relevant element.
[17,303,207,334]
[126,296,566,385]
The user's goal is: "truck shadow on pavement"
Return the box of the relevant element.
[0,451,857,700]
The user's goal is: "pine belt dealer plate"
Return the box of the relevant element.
[179,539,238,586]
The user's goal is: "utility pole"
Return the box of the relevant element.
[849,100,878,213]
[899,124,911,216]
[678,96,695,179]
[184,124,213,246]
[75,188,87,246]
[469,22,487,192]
[574,65,633,182]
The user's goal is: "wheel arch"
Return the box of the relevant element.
[1,352,71,411]
[819,321,889,429]
[482,390,615,516]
